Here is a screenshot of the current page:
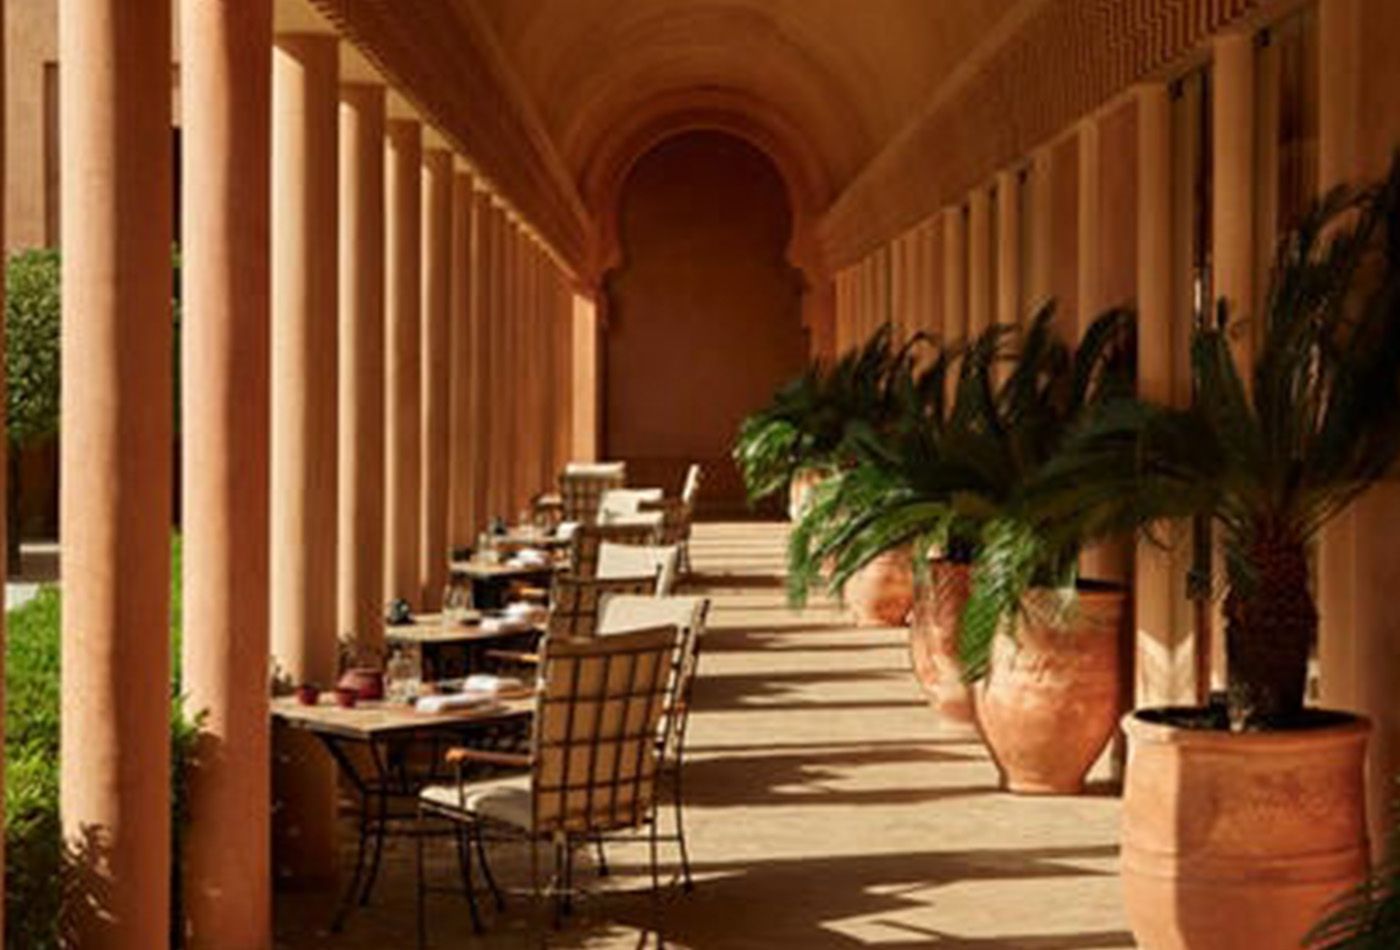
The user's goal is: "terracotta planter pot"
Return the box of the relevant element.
[973,583,1124,794]
[787,469,825,521]
[843,548,914,627]
[1121,710,1370,950]
[908,561,973,723]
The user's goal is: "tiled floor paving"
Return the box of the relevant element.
[277,522,1134,949]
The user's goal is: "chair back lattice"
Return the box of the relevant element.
[570,522,659,579]
[598,595,710,762]
[597,542,680,595]
[531,625,679,835]
[639,497,691,548]
[560,466,627,525]
[680,464,703,508]
[547,575,657,640]
[598,488,663,522]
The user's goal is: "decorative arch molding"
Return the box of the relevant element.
[578,89,835,348]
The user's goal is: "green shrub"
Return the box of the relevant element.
[4,538,197,949]
[4,249,61,449]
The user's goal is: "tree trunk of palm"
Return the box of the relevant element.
[1223,529,1316,729]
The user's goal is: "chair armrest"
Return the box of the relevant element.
[444,747,531,768]
[484,649,540,665]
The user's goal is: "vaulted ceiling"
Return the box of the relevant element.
[314,0,1024,273]
[472,0,1020,203]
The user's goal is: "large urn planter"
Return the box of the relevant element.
[908,561,973,723]
[843,548,914,627]
[1120,710,1370,950]
[973,582,1124,794]
[787,468,826,521]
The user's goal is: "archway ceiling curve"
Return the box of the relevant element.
[474,0,1021,201]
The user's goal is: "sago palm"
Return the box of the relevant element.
[1024,154,1400,728]
[789,305,1136,632]
[733,322,925,504]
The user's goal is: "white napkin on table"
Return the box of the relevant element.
[480,616,529,634]
[414,691,493,714]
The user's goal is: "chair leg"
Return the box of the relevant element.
[594,835,610,877]
[415,815,428,950]
[649,818,665,948]
[473,824,506,911]
[455,825,485,934]
[551,837,566,930]
[562,835,577,917]
[672,774,695,892]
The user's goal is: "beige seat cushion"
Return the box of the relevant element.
[420,774,533,831]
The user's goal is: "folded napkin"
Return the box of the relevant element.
[508,548,550,568]
[415,691,494,714]
[462,673,524,694]
[480,616,529,634]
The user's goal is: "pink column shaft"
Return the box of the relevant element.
[385,118,422,605]
[270,33,339,881]
[419,148,452,608]
[447,170,477,548]
[180,0,273,942]
[337,83,387,662]
[59,0,173,943]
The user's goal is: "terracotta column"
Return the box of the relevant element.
[471,189,496,529]
[996,169,1021,328]
[942,206,967,343]
[502,219,522,514]
[181,0,272,942]
[1028,147,1055,314]
[60,0,172,942]
[1133,83,1193,708]
[1077,118,1103,329]
[419,145,452,609]
[1318,0,1363,717]
[571,292,599,462]
[337,82,387,662]
[385,116,422,605]
[448,164,477,549]
[1315,0,1398,854]
[1212,32,1256,369]
[967,187,993,338]
[270,33,339,881]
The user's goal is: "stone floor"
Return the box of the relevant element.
[275,522,1134,949]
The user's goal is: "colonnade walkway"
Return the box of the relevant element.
[277,522,1134,948]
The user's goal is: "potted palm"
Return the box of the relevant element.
[789,331,979,718]
[735,323,910,519]
[736,324,922,625]
[792,306,1136,747]
[1037,159,1400,948]
[948,307,1136,793]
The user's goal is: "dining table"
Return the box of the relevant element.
[449,554,564,610]
[272,691,534,931]
[385,611,545,680]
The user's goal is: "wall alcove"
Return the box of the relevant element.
[602,130,808,516]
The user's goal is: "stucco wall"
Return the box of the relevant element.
[603,130,807,515]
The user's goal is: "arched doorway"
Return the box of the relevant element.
[603,130,807,517]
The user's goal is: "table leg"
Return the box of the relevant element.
[319,734,374,933]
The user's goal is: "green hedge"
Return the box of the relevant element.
[4,539,197,948]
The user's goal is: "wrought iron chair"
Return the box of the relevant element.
[559,462,627,525]
[415,625,681,944]
[597,541,681,595]
[596,593,710,891]
[598,487,664,522]
[569,522,660,579]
